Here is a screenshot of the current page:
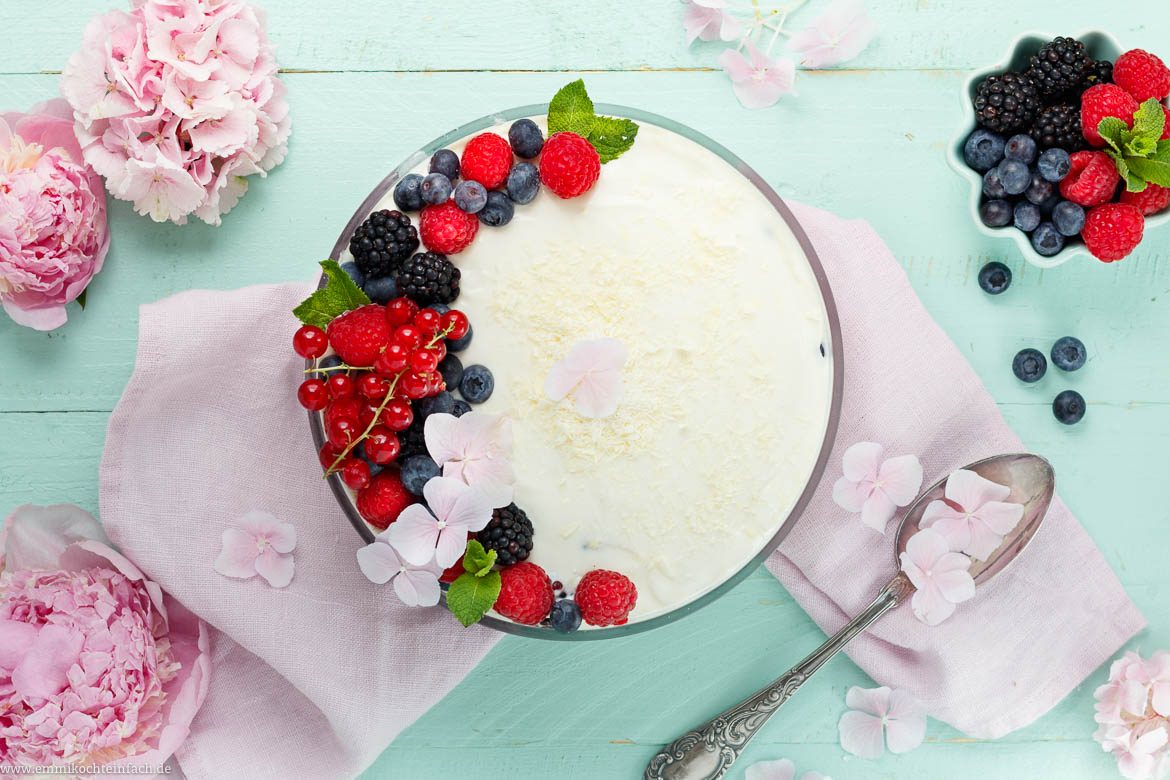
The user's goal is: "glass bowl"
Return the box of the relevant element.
[308,104,844,639]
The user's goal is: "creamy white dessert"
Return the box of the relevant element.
[346,118,834,626]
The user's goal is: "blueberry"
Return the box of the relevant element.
[978,261,1012,295]
[1038,192,1063,217]
[400,454,441,495]
[1053,389,1086,425]
[1014,201,1041,232]
[963,129,1006,172]
[416,390,456,420]
[393,173,424,212]
[998,160,1031,196]
[364,275,397,304]
[452,399,472,417]
[506,162,540,205]
[1031,222,1065,256]
[453,180,487,214]
[1004,134,1038,164]
[340,261,365,288]
[1038,148,1072,182]
[549,599,582,633]
[460,364,494,403]
[430,149,460,181]
[311,354,343,379]
[980,199,1013,227]
[357,447,385,478]
[421,173,452,205]
[439,354,464,390]
[430,303,451,314]
[1052,201,1086,236]
[1025,173,1055,205]
[1051,336,1087,372]
[508,118,545,159]
[478,191,514,227]
[983,168,1008,198]
[1012,348,1047,383]
[447,323,473,352]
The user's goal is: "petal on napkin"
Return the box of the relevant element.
[877,454,923,506]
[841,441,882,482]
[838,710,885,759]
[356,541,400,585]
[254,548,294,588]
[859,490,896,533]
[832,475,869,513]
[385,504,440,565]
[394,568,441,608]
[213,527,260,578]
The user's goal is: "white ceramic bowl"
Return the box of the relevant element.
[947,30,1170,268]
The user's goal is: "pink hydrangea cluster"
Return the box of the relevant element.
[0,99,110,331]
[61,0,290,225]
[1095,651,1170,780]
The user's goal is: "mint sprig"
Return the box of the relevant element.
[547,80,639,164]
[293,260,371,328]
[1099,99,1170,193]
[446,540,502,627]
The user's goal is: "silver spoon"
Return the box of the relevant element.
[644,453,1055,780]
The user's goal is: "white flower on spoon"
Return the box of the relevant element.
[919,468,1024,561]
[899,527,975,626]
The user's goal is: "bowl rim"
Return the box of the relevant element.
[945,29,1170,269]
[307,103,845,640]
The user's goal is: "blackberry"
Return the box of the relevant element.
[1026,37,1091,98]
[1079,59,1114,94]
[1031,104,1085,151]
[973,72,1042,133]
[477,504,534,566]
[349,210,418,280]
[396,417,428,459]
[398,252,461,305]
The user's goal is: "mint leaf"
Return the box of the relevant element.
[1108,152,1145,192]
[76,289,87,310]
[446,570,501,627]
[461,539,497,578]
[1128,156,1170,188]
[293,260,371,329]
[1097,117,1129,154]
[589,115,639,164]
[548,79,595,137]
[1154,139,1170,162]
[1133,98,1166,141]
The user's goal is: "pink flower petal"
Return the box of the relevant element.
[787,0,877,68]
[903,525,951,567]
[394,567,442,607]
[544,338,627,418]
[841,442,882,482]
[962,520,1006,561]
[213,527,259,579]
[0,619,39,671]
[975,500,1025,536]
[919,510,972,553]
[442,483,494,534]
[1153,681,1170,717]
[717,47,756,83]
[11,624,85,699]
[838,709,885,759]
[876,454,923,506]
[454,456,515,509]
[845,684,891,717]
[424,412,463,465]
[932,559,976,604]
[2,504,107,571]
[832,475,870,513]
[434,527,469,570]
[254,548,294,588]
[745,758,796,780]
[385,504,441,566]
[909,585,956,626]
[683,2,742,44]
[885,688,927,753]
[724,45,797,110]
[356,540,400,585]
[571,367,624,418]
[859,490,896,533]
[945,469,1010,512]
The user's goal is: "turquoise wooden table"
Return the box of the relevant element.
[2,1,1167,777]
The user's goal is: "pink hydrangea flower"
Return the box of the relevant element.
[717,42,797,110]
[0,99,110,331]
[213,510,297,588]
[919,469,1024,561]
[787,0,878,68]
[356,529,444,608]
[386,477,493,569]
[425,412,515,508]
[0,504,209,770]
[682,0,743,45]
[898,527,975,626]
[838,685,926,758]
[831,442,923,533]
[1095,650,1170,780]
[544,337,628,419]
[745,757,830,780]
[61,0,290,225]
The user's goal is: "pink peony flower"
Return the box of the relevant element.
[0,504,209,770]
[717,42,797,110]
[837,685,926,758]
[62,0,290,225]
[1095,650,1170,780]
[831,442,923,533]
[0,99,110,331]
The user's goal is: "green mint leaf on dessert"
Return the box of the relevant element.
[1133,98,1167,141]
[447,570,501,627]
[462,539,497,578]
[1097,117,1129,154]
[1109,153,1146,192]
[548,79,596,137]
[589,115,639,164]
[1127,156,1170,189]
[293,259,371,329]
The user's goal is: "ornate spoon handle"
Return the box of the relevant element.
[644,572,915,780]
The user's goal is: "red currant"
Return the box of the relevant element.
[384,400,414,432]
[340,458,372,490]
[326,374,355,399]
[325,396,362,427]
[318,442,343,469]
[375,343,410,374]
[297,379,329,410]
[440,310,470,340]
[359,404,378,429]
[293,325,328,359]
[414,308,443,334]
[401,371,430,399]
[420,370,444,395]
[393,325,422,351]
[364,426,401,464]
[359,373,389,401]
[386,297,419,326]
[409,349,439,373]
[327,416,359,447]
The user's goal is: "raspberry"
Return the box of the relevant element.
[540,132,601,198]
[326,304,391,366]
[1121,183,1170,216]
[494,562,554,625]
[419,201,478,255]
[1082,203,1145,263]
[575,569,637,627]
[1081,84,1139,147]
[1059,151,1120,207]
[355,471,415,529]
[1163,105,1170,140]
[460,133,513,190]
[1112,49,1170,102]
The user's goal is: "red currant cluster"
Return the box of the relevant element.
[292,297,471,490]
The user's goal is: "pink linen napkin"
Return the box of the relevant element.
[99,203,1144,779]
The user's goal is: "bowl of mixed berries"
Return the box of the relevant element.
[950,32,1170,267]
